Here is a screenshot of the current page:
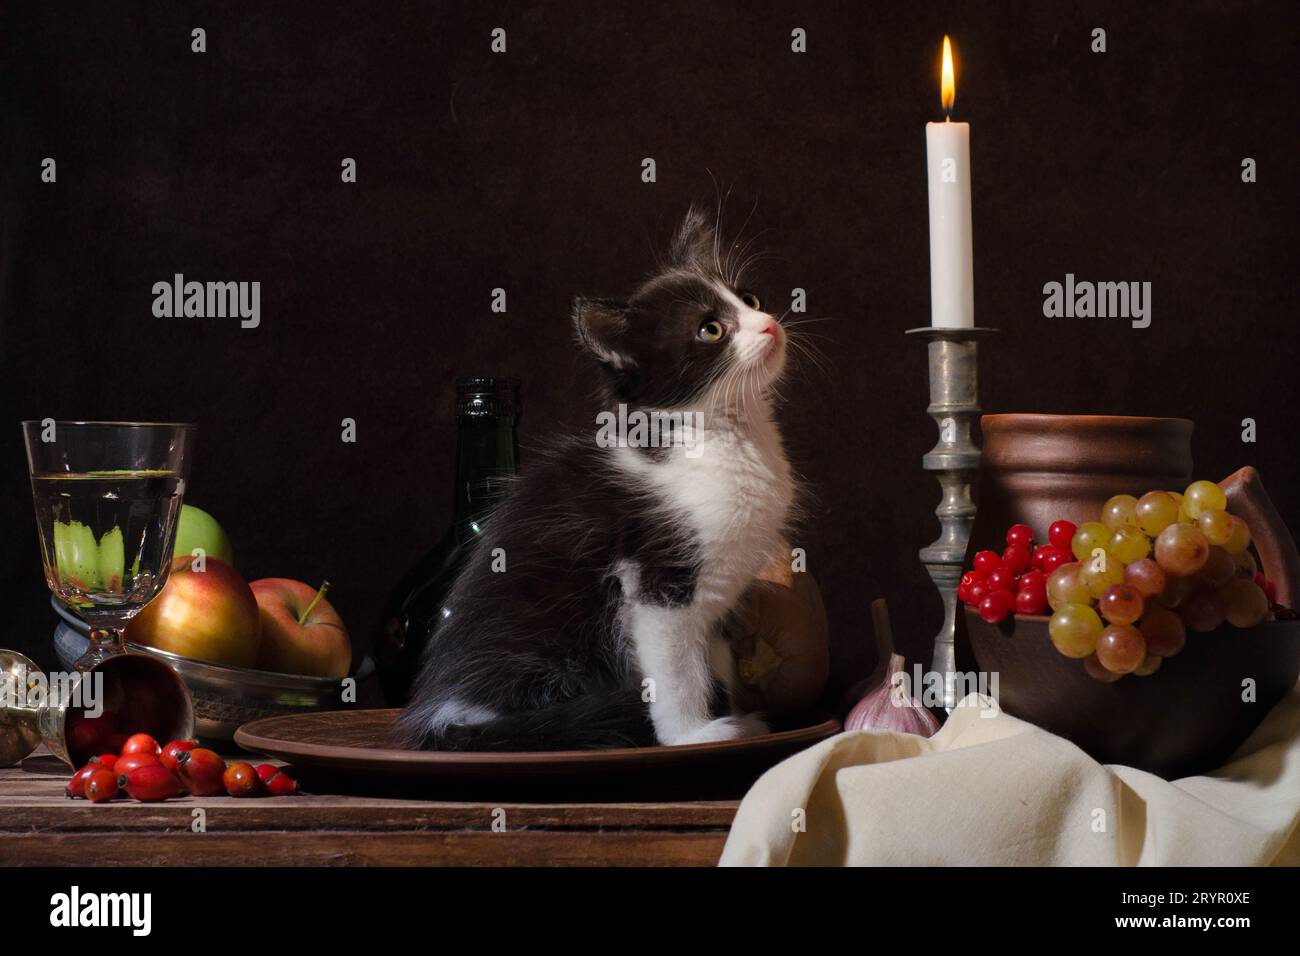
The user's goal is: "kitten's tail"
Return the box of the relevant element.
[395,688,656,752]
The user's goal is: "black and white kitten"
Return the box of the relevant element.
[395,208,795,750]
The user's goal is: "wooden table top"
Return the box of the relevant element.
[0,751,739,866]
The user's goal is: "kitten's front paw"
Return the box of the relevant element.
[670,713,770,746]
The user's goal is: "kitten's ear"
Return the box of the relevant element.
[573,297,631,368]
[669,205,717,271]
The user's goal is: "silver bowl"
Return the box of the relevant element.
[52,597,375,743]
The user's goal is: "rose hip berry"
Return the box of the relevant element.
[118,764,182,802]
[160,740,198,774]
[258,766,299,796]
[176,748,227,796]
[223,762,267,798]
[84,767,120,803]
[114,752,161,777]
[66,765,98,799]
[120,733,161,756]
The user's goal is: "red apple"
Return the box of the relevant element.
[249,579,351,678]
[125,556,261,667]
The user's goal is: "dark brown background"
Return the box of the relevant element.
[2,1,1296,704]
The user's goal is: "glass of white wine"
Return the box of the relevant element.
[23,421,194,670]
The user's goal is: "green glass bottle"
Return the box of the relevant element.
[377,377,520,705]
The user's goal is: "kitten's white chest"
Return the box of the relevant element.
[617,410,793,605]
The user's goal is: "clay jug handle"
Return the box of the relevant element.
[1220,466,1300,609]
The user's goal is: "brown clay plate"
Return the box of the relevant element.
[234,709,840,797]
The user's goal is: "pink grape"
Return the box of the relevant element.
[1140,607,1186,657]
[1155,573,1195,609]
[1098,583,1145,625]
[1124,558,1167,598]
[1084,653,1123,683]
[1180,589,1225,632]
[1199,546,1236,589]
[1096,624,1147,674]
[1046,563,1091,610]
[1155,523,1209,576]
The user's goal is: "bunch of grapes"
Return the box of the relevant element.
[961,480,1284,683]
[957,520,1077,622]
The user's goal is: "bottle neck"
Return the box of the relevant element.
[452,414,518,537]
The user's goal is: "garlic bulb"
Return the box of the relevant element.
[844,652,940,737]
[843,598,941,737]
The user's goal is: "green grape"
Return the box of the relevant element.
[1108,526,1151,564]
[53,520,102,589]
[1224,515,1252,554]
[1183,480,1228,520]
[1083,557,1126,597]
[1102,494,1139,532]
[1096,624,1147,674]
[1169,491,1194,524]
[1049,603,1104,659]
[1155,523,1209,576]
[1046,562,1092,610]
[1134,654,1162,677]
[1221,578,1269,628]
[1197,509,1233,546]
[1234,549,1257,577]
[1071,522,1109,562]
[1135,491,1180,537]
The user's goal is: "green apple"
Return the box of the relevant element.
[53,520,101,589]
[173,504,235,567]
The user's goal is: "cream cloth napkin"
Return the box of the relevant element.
[719,689,1300,866]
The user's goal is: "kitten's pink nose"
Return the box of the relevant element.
[760,322,778,336]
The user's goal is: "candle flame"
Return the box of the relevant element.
[941,35,955,118]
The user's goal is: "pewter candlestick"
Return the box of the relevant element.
[906,327,996,712]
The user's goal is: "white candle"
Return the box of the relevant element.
[926,36,974,329]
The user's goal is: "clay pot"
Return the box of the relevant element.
[974,414,1194,541]
[964,414,1300,778]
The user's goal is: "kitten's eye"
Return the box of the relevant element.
[698,319,725,343]
[739,291,762,310]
